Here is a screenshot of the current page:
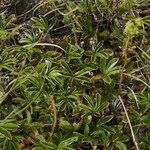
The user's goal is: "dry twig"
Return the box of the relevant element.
[118,96,139,150]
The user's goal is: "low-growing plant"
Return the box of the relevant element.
[0,0,150,149]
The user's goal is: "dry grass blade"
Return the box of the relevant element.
[118,96,139,150]
[124,73,150,89]
[48,95,57,140]
[36,43,66,53]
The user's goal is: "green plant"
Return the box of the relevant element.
[0,1,149,149]
[99,57,120,84]
[79,93,108,116]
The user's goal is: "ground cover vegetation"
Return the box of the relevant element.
[0,0,150,149]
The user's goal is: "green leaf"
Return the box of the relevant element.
[97,115,114,125]
[59,119,73,131]
[0,127,12,140]
[0,29,9,39]
[32,15,55,32]
[78,104,91,112]
[62,62,73,75]
[3,140,19,150]
[84,115,92,125]
[102,75,112,84]
[58,137,78,148]
[83,94,93,107]
[0,123,19,129]
[33,147,44,150]
[84,125,90,136]
[40,141,57,150]
[95,93,101,108]
[116,141,127,150]
[95,41,104,51]
[74,67,92,77]
[99,102,109,112]
[100,57,106,73]
[76,76,91,83]
[106,58,119,72]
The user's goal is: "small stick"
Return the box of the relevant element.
[118,96,139,150]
